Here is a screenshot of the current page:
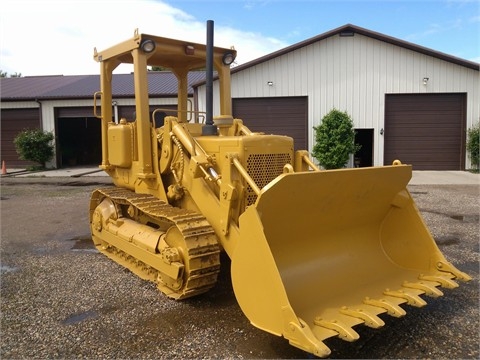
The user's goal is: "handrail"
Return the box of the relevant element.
[93,91,103,119]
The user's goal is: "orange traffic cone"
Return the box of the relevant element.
[1,161,6,175]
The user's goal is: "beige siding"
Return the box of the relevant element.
[1,101,39,109]
[201,33,479,167]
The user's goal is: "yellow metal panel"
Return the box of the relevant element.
[108,123,132,167]
[231,164,468,354]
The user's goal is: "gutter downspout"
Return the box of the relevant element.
[35,99,43,128]
[112,100,119,124]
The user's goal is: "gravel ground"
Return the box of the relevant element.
[0,177,478,359]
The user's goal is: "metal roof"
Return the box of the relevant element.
[1,71,206,101]
[231,24,479,74]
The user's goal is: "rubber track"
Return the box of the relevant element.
[95,187,221,299]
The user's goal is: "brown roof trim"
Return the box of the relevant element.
[231,23,479,73]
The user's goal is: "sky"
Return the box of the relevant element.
[1,0,479,77]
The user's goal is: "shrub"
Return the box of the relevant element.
[312,109,360,169]
[466,122,479,170]
[14,129,54,168]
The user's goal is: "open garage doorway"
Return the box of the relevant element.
[56,117,101,168]
[354,129,373,167]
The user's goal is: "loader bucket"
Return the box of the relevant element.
[231,164,471,357]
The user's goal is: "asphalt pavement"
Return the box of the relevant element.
[1,167,478,359]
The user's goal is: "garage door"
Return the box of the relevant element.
[232,97,308,150]
[384,93,466,170]
[0,108,40,167]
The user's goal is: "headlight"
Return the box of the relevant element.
[222,52,235,65]
[140,39,156,53]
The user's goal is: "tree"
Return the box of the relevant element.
[312,109,360,169]
[466,122,479,170]
[0,70,22,78]
[14,129,54,169]
[150,66,168,71]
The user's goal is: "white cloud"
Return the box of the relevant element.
[0,0,287,76]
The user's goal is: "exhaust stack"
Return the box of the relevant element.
[202,20,217,136]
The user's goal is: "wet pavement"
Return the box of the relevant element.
[0,176,478,359]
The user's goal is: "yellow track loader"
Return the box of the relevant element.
[89,21,471,357]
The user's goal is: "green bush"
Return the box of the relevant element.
[312,109,360,169]
[467,122,479,170]
[14,129,54,168]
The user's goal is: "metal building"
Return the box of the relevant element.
[197,24,480,170]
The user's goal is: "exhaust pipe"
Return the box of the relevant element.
[202,20,217,136]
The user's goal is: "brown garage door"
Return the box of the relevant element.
[384,93,466,170]
[1,108,40,167]
[232,97,308,151]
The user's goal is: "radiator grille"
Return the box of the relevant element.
[245,153,292,206]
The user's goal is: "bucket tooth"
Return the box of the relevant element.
[419,274,459,289]
[363,297,406,317]
[339,307,385,328]
[403,280,444,297]
[435,261,473,282]
[383,288,427,307]
[313,317,359,342]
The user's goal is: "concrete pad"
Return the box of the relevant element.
[9,167,108,178]
[410,171,479,185]
[4,167,479,185]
